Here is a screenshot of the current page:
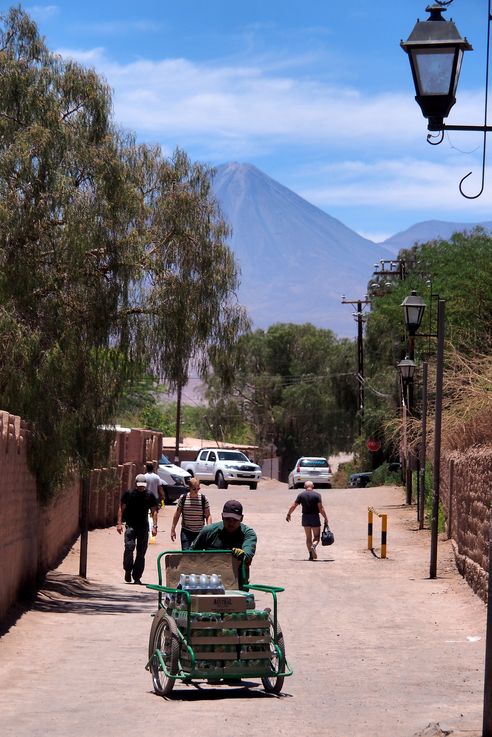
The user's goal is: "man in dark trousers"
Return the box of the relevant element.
[117,473,158,584]
[190,500,257,586]
[286,480,329,561]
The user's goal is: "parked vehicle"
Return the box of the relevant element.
[348,471,372,488]
[287,457,332,489]
[158,455,191,504]
[348,462,401,489]
[184,448,261,490]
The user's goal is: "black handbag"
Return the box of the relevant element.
[321,523,334,546]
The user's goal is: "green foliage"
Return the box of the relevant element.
[205,322,357,478]
[362,228,492,469]
[0,7,248,500]
[368,463,402,487]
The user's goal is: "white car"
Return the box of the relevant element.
[288,457,332,489]
[158,455,191,504]
[184,448,261,490]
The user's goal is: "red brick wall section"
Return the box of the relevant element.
[0,408,154,623]
[38,475,80,575]
[441,446,492,601]
[125,428,162,474]
[0,411,39,622]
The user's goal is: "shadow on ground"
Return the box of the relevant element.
[31,572,155,615]
[149,681,293,701]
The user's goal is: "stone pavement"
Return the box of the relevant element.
[0,481,487,737]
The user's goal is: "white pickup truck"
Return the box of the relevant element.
[184,448,261,490]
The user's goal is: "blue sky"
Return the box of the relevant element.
[22,1,492,241]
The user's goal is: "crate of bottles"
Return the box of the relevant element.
[167,572,255,613]
[175,610,273,677]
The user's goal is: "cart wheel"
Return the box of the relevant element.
[261,616,285,695]
[149,610,179,696]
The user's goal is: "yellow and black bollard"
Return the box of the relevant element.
[368,507,388,559]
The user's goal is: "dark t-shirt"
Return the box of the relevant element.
[121,489,156,528]
[295,489,322,515]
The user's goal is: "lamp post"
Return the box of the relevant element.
[402,1,492,199]
[401,291,426,504]
[398,356,417,504]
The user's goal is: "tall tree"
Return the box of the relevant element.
[0,7,248,496]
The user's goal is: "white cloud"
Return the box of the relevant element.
[56,48,426,149]
[75,20,166,35]
[54,46,491,223]
[298,156,492,218]
[26,5,58,20]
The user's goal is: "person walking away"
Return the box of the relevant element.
[144,461,165,505]
[117,473,158,584]
[286,481,329,560]
[190,500,257,587]
[170,477,212,550]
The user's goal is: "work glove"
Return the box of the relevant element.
[232,547,245,560]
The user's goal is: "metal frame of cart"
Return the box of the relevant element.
[145,549,293,696]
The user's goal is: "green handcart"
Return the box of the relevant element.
[145,549,293,696]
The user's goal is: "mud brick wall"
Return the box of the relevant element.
[88,463,136,528]
[0,412,162,623]
[124,428,162,472]
[0,411,40,622]
[441,446,492,601]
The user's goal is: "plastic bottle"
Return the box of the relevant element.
[199,573,209,593]
[215,574,225,594]
[210,573,224,594]
[188,573,198,591]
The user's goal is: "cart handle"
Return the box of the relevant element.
[154,548,248,594]
[243,583,285,634]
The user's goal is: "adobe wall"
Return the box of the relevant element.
[0,411,161,624]
[441,446,492,602]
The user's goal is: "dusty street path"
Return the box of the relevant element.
[0,481,486,737]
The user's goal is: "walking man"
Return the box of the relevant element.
[170,477,212,549]
[144,461,165,505]
[286,480,329,560]
[117,473,158,584]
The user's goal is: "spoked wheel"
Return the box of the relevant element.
[148,610,179,696]
[261,616,285,694]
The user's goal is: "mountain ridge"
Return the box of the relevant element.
[211,163,491,336]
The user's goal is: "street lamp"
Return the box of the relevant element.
[401,3,472,131]
[398,356,417,383]
[401,290,426,336]
[402,1,492,198]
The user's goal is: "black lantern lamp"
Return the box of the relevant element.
[401,4,472,131]
[402,290,426,336]
[398,356,417,383]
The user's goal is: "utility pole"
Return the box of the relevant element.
[341,296,370,435]
[174,383,182,465]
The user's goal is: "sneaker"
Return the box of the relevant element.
[124,571,132,583]
[310,546,318,560]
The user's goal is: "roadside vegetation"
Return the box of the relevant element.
[0,8,248,500]
[360,228,492,497]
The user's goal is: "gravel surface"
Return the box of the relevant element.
[0,480,486,737]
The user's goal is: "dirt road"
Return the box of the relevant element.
[0,481,486,737]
